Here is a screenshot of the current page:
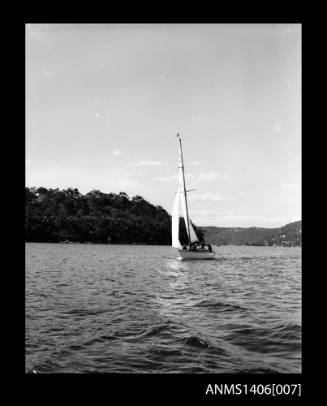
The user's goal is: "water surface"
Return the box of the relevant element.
[25,243,301,373]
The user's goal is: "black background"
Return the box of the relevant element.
[6,5,315,402]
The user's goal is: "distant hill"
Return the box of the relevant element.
[202,221,302,247]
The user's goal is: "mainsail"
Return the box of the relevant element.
[172,188,181,248]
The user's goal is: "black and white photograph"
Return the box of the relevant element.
[25,24,301,379]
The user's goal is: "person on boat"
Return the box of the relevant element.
[182,245,187,250]
[208,244,212,252]
[190,244,196,251]
[201,240,205,250]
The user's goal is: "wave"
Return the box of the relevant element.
[82,334,117,347]
[26,244,301,374]
[272,322,301,337]
[226,322,301,353]
[63,308,108,317]
[26,368,38,374]
[233,367,280,374]
[148,346,184,357]
[182,335,211,348]
[195,299,246,312]
[27,359,60,373]
[140,324,170,337]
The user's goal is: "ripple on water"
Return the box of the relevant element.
[25,243,301,373]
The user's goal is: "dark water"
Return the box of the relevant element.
[25,243,301,374]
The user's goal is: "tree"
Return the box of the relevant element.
[25,187,179,245]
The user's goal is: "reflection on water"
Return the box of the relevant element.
[166,258,190,272]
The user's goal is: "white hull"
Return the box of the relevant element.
[177,249,216,260]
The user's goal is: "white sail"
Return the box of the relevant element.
[180,193,198,243]
[189,218,199,243]
[172,187,181,248]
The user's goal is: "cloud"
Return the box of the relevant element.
[187,160,200,167]
[132,160,164,166]
[112,149,121,156]
[26,158,31,167]
[273,123,281,131]
[153,172,229,184]
[154,174,178,183]
[197,172,231,182]
[154,173,196,183]
[189,192,229,202]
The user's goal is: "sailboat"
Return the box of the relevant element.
[172,134,216,260]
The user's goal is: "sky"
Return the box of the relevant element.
[26,24,301,228]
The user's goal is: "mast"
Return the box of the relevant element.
[177,133,192,247]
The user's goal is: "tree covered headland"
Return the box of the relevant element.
[25,187,204,244]
[25,187,301,246]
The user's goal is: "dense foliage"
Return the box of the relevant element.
[25,187,173,244]
[25,187,205,245]
[202,221,302,247]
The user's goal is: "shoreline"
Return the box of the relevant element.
[25,241,301,248]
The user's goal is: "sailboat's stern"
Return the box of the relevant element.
[176,249,216,260]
